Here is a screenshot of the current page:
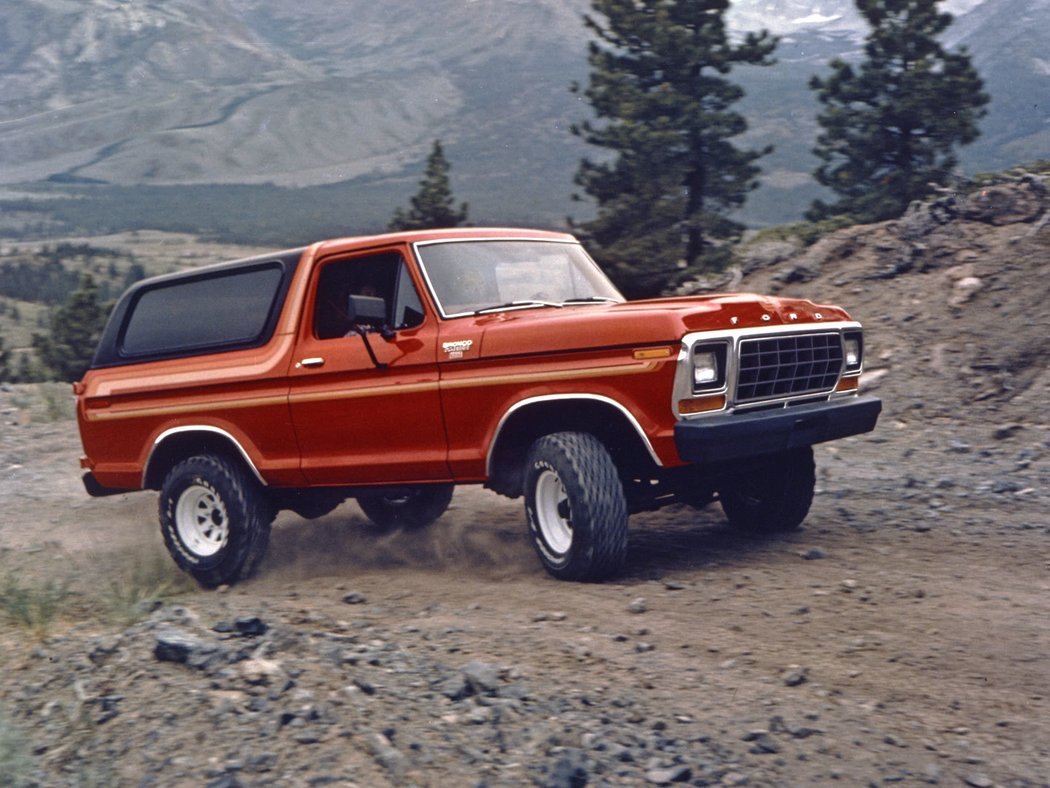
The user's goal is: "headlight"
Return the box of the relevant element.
[694,351,719,386]
[692,343,727,392]
[843,331,863,372]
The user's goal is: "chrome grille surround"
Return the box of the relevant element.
[673,322,863,420]
[735,332,843,403]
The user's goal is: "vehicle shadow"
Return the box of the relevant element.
[621,504,804,580]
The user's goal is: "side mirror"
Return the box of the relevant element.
[347,294,387,327]
[347,294,395,352]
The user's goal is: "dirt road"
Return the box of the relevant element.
[1,386,1047,786]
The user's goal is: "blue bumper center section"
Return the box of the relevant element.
[674,395,882,463]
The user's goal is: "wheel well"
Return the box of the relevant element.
[486,398,658,498]
[144,429,260,490]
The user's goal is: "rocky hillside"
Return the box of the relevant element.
[685,171,1050,433]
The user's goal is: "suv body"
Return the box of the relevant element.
[76,228,880,584]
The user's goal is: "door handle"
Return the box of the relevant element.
[297,357,325,368]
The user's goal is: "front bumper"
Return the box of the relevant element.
[674,395,882,463]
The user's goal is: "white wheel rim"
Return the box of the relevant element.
[534,469,572,555]
[175,483,229,557]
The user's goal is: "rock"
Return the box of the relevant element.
[739,240,801,274]
[991,479,1023,494]
[239,658,282,686]
[645,765,692,784]
[782,666,809,687]
[992,423,1023,440]
[366,732,406,778]
[533,611,568,622]
[87,635,122,665]
[154,627,226,670]
[547,748,589,788]
[790,726,821,739]
[234,616,268,637]
[742,730,780,754]
[462,661,501,696]
[439,675,471,702]
[95,694,122,724]
[949,275,983,307]
[962,774,994,788]
[628,597,648,614]
[801,547,827,560]
[342,592,367,605]
[245,753,277,774]
[963,183,1044,225]
[352,677,376,696]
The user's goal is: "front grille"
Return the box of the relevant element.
[735,333,843,403]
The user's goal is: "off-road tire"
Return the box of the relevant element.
[159,454,274,587]
[719,447,815,533]
[356,484,454,530]
[523,431,628,582]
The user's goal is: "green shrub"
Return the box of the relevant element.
[0,573,70,637]
[101,556,193,626]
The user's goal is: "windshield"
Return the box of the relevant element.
[414,239,625,318]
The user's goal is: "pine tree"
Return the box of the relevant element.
[388,140,469,231]
[32,275,108,382]
[571,0,777,298]
[808,0,988,223]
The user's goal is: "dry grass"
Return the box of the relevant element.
[99,553,194,626]
[0,572,69,638]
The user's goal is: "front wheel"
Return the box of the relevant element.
[356,484,454,530]
[159,454,274,587]
[718,447,815,533]
[524,432,628,582]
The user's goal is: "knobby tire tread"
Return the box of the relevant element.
[159,454,273,588]
[527,431,628,582]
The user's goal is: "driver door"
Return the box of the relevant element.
[288,248,451,484]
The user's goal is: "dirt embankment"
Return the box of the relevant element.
[1,179,1048,786]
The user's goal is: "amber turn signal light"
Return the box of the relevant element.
[835,376,860,392]
[633,347,673,360]
[678,394,726,415]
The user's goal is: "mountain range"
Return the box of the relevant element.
[0,0,1046,233]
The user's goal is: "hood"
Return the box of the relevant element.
[456,293,853,360]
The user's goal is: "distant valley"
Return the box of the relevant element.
[0,0,1046,239]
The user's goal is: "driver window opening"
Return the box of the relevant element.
[314,253,425,340]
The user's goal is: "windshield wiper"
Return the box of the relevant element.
[560,296,621,305]
[473,300,563,315]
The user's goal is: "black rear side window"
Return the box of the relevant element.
[120,264,284,357]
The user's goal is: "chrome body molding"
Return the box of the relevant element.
[145,426,266,487]
[486,393,663,475]
[673,321,864,420]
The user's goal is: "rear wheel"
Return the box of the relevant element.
[159,454,273,587]
[718,447,815,532]
[524,432,628,582]
[356,484,454,530]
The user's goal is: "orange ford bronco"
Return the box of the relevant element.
[76,228,880,585]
